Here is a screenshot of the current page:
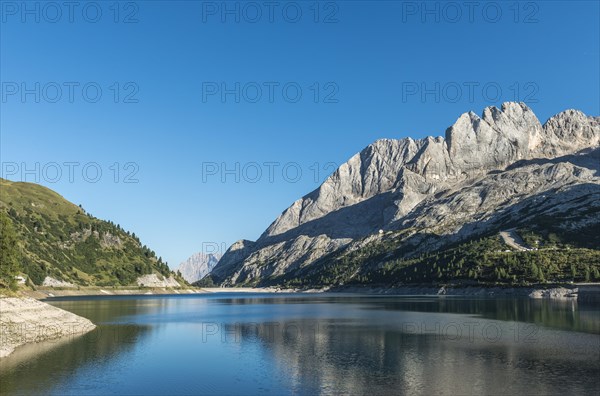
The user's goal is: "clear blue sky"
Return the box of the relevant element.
[1,1,599,267]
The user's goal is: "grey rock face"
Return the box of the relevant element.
[177,252,221,283]
[211,103,600,286]
[391,149,600,254]
[209,240,254,280]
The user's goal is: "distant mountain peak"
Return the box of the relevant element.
[177,252,221,283]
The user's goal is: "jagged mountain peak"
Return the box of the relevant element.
[211,104,600,286]
[266,103,564,241]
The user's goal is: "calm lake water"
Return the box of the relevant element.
[1,294,599,395]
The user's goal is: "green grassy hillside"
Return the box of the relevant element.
[0,178,183,287]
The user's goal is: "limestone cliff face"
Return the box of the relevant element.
[211,103,600,285]
[177,253,221,283]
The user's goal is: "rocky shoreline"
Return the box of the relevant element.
[0,297,95,358]
[326,285,580,298]
[20,287,204,300]
[176,284,584,299]
[19,284,589,299]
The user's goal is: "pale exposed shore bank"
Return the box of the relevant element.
[20,287,207,299]
[203,285,586,299]
[203,284,598,299]
[199,287,302,293]
[0,297,95,358]
[327,285,581,298]
[19,286,300,299]
[17,284,596,299]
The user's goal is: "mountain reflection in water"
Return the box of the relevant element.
[0,294,598,395]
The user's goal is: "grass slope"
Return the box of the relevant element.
[0,178,184,287]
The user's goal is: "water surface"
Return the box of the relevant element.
[1,294,598,395]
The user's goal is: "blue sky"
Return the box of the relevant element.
[1,1,599,267]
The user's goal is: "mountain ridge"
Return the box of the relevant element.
[210,103,600,286]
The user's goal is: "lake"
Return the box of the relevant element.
[1,294,599,395]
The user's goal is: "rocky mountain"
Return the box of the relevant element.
[177,252,221,283]
[0,178,184,287]
[210,103,600,287]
